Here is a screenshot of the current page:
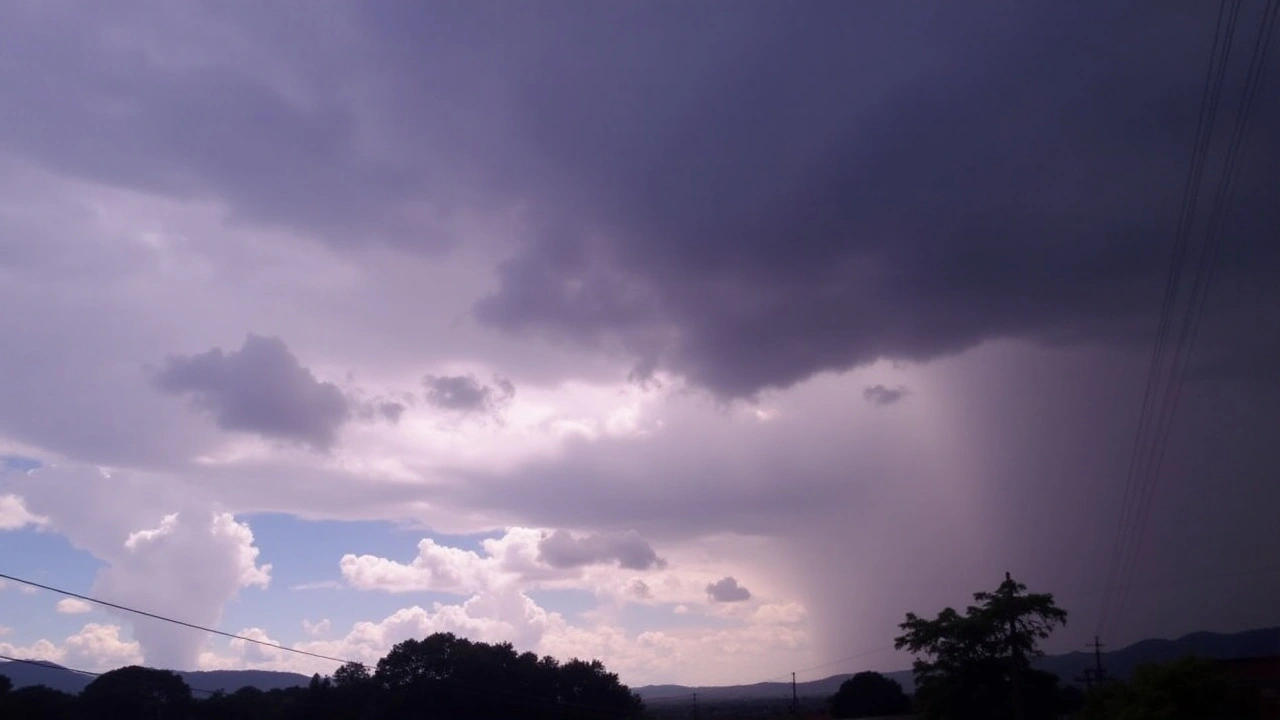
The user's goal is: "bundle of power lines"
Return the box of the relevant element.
[1096,0,1279,640]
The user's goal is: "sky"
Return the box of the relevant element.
[1,0,1279,688]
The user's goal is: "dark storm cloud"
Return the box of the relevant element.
[0,1,432,246]
[423,374,515,413]
[153,335,350,449]
[461,2,1280,396]
[4,2,1277,397]
[706,576,752,603]
[537,529,666,571]
[863,385,909,407]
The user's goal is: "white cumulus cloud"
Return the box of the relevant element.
[56,598,94,614]
[340,527,669,594]
[0,494,45,530]
[0,623,142,672]
[94,511,271,669]
[193,585,811,686]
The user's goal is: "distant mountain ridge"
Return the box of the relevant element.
[3,626,1277,701]
[636,626,1280,704]
[0,661,311,695]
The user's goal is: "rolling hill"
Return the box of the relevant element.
[0,661,311,696]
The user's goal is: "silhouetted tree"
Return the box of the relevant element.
[2,684,76,719]
[895,573,1067,720]
[332,662,371,689]
[828,671,912,718]
[329,661,376,719]
[554,658,644,720]
[372,632,642,720]
[1057,683,1085,716]
[78,665,193,720]
[63,633,640,720]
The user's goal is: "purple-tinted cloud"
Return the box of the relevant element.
[423,374,515,414]
[706,576,752,603]
[153,335,350,450]
[0,0,1278,685]
[376,401,405,423]
[463,3,1280,397]
[628,579,653,600]
[354,399,407,425]
[538,529,665,571]
[863,385,909,407]
[1,3,1275,400]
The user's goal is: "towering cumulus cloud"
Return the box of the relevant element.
[93,512,272,669]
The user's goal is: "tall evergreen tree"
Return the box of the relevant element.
[895,573,1067,720]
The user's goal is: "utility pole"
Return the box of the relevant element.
[783,666,793,712]
[1090,635,1107,684]
[691,692,699,720]
[1077,636,1107,691]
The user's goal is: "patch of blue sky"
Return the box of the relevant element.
[221,513,495,642]
[0,454,43,474]
[525,587,596,622]
[0,525,105,646]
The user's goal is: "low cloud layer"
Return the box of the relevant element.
[0,623,142,672]
[153,335,350,449]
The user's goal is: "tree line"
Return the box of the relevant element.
[827,573,1268,720]
[0,632,644,720]
[3,575,1270,720]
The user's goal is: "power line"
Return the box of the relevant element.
[0,653,102,680]
[642,645,896,705]
[0,653,220,696]
[7,568,832,714]
[1096,0,1240,637]
[1105,0,1280,636]
[0,572,640,717]
[569,561,1280,705]
[1104,0,1242,620]
[1097,564,1280,599]
[787,646,895,682]
[0,572,358,667]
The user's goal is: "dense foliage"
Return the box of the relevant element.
[1080,656,1260,720]
[79,665,194,719]
[828,670,912,718]
[0,632,643,720]
[894,573,1070,720]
